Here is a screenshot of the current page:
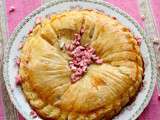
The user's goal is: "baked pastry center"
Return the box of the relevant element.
[19,10,144,120]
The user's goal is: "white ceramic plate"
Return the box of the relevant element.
[3,0,157,120]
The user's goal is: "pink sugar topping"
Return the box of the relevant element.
[16,58,20,66]
[66,27,103,83]
[30,110,37,118]
[9,6,15,13]
[135,37,142,46]
[15,74,22,85]
[35,16,42,24]
[18,42,24,49]
[141,15,145,21]
[29,29,33,34]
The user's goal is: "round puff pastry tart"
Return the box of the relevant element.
[18,9,144,120]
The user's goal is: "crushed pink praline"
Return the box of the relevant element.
[30,110,37,118]
[15,74,22,85]
[35,16,42,24]
[9,6,15,13]
[135,37,142,46]
[18,42,24,49]
[141,15,145,21]
[66,27,103,83]
[29,29,33,34]
[16,58,20,66]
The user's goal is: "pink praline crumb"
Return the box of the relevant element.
[136,37,142,46]
[35,17,42,24]
[30,110,35,115]
[29,29,33,34]
[9,6,15,13]
[15,75,22,85]
[80,27,85,35]
[141,15,145,21]
[65,44,70,50]
[16,58,20,66]
[18,42,24,49]
[95,59,103,64]
[30,110,37,118]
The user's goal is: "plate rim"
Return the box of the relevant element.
[3,0,157,120]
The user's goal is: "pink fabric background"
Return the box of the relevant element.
[151,0,160,32]
[1,0,159,120]
[6,0,42,36]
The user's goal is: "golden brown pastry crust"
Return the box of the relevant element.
[19,9,144,120]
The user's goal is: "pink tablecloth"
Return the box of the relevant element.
[2,0,160,120]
